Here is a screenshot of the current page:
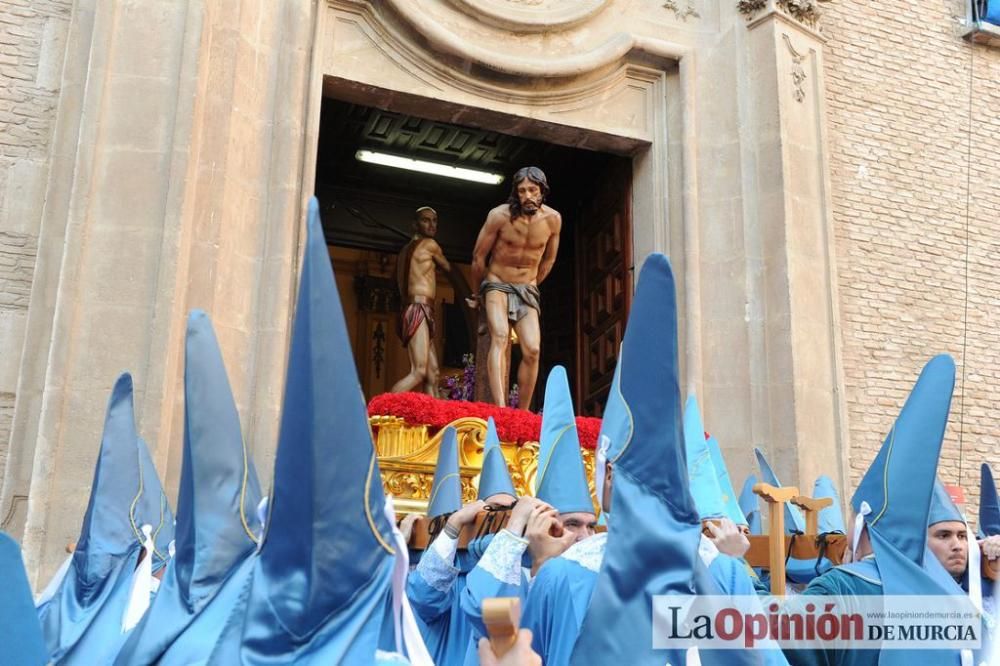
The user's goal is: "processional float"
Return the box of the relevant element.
[369,407,998,595]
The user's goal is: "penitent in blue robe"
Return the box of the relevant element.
[782,559,884,666]
[405,533,476,666]
[145,554,256,665]
[522,532,786,666]
[459,529,531,666]
[521,533,606,666]
[784,556,973,666]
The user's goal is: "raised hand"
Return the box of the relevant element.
[525,504,575,575]
[446,500,487,534]
[706,518,750,558]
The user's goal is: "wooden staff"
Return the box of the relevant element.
[482,597,520,658]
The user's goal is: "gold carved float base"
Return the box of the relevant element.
[371,415,597,515]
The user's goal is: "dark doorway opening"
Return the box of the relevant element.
[314,96,631,415]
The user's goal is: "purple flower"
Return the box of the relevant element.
[508,383,519,409]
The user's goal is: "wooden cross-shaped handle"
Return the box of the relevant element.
[790,495,833,536]
[483,597,521,658]
[754,482,799,596]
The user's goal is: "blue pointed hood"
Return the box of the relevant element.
[850,355,956,566]
[928,481,965,527]
[812,476,846,534]
[478,417,516,500]
[73,373,145,590]
[739,474,763,535]
[535,366,593,515]
[175,309,262,607]
[572,254,755,666]
[114,311,264,665]
[981,464,1000,536]
[214,198,397,663]
[706,433,748,527]
[754,447,805,534]
[683,396,727,520]
[848,356,960,666]
[134,438,174,573]
[428,427,462,519]
[0,532,45,665]
[37,372,149,662]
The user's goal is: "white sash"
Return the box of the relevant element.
[384,496,433,666]
[122,524,154,632]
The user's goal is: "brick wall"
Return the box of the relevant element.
[822,0,1000,523]
[0,0,72,475]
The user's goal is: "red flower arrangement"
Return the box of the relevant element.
[367,392,603,450]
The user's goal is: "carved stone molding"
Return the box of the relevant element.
[739,0,830,30]
[783,33,808,102]
[663,0,700,21]
[737,0,767,17]
[328,2,686,147]
[777,0,825,28]
[448,0,609,32]
[370,0,686,80]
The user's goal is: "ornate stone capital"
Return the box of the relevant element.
[738,0,831,30]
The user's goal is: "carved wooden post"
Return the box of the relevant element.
[754,482,798,596]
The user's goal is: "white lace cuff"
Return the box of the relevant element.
[478,529,528,585]
[416,542,460,593]
[698,534,720,568]
[431,532,458,564]
[561,532,607,573]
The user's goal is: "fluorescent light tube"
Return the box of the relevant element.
[355,150,505,185]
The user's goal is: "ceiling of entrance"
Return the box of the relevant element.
[321,101,539,175]
[315,98,615,261]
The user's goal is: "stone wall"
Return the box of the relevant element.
[0,0,318,585]
[823,0,1000,519]
[0,0,71,498]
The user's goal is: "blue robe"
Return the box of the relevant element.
[522,533,605,666]
[405,534,475,666]
[37,543,142,665]
[782,561,883,666]
[459,529,531,666]
[523,533,786,666]
[783,558,972,666]
[129,554,256,665]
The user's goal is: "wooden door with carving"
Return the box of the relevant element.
[576,157,632,416]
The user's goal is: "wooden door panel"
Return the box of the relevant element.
[576,157,632,416]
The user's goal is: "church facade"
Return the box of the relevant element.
[0,0,997,583]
